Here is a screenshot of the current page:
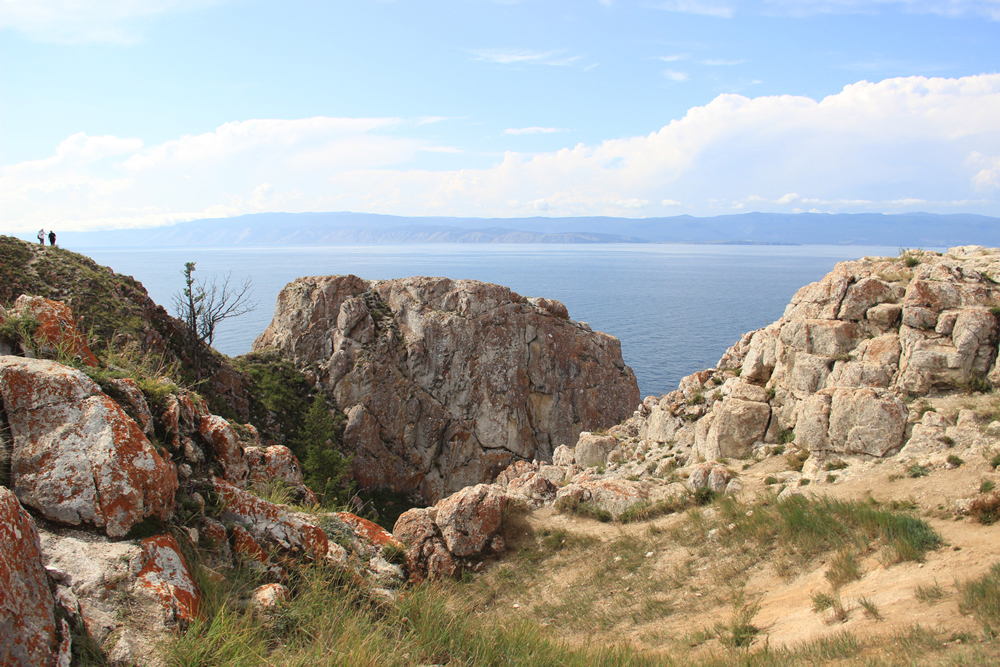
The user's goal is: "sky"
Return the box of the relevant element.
[1,0,999,232]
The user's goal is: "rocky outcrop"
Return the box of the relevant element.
[253,275,639,502]
[0,487,69,667]
[608,246,1000,482]
[393,483,509,581]
[0,357,177,537]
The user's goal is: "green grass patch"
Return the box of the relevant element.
[554,496,613,522]
[959,562,1000,636]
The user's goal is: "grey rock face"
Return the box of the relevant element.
[254,275,639,502]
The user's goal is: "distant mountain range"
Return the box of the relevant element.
[56,211,1000,248]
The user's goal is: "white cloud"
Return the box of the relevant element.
[3,74,1000,230]
[0,0,218,43]
[702,58,746,65]
[664,70,690,81]
[471,49,582,66]
[969,152,1000,190]
[502,127,570,135]
[656,54,691,62]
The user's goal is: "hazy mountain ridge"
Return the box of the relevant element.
[56,211,1000,247]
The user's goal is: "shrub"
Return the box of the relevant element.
[947,454,965,467]
[907,463,930,478]
[764,476,779,485]
[778,428,796,445]
[554,496,612,523]
[900,247,922,267]
[785,447,809,472]
[968,491,1000,525]
[981,480,996,494]
[825,460,849,471]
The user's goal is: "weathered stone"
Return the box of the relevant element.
[0,357,177,537]
[704,398,770,459]
[575,432,618,468]
[826,388,907,456]
[245,445,304,488]
[552,444,575,466]
[686,463,732,494]
[11,295,98,366]
[838,278,895,321]
[198,415,249,487]
[434,484,508,558]
[555,479,647,517]
[214,477,328,560]
[0,487,62,667]
[250,583,289,611]
[506,473,558,508]
[134,534,201,625]
[103,378,154,436]
[253,275,639,502]
[867,303,901,330]
[393,507,456,582]
[335,512,401,549]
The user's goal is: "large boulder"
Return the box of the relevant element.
[434,484,508,558]
[6,295,99,366]
[0,487,69,667]
[253,275,639,502]
[0,357,177,537]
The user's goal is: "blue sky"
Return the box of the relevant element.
[2,0,999,231]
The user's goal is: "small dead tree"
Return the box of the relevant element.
[173,262,257,348]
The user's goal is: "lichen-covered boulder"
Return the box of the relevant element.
[0,357,177,537]
[214,477,328,560]
[134,534,201,625]
[434,484,508,558]
[10,295,98,366]
[393,507,456,582]
[0,487,67,667]
[198,415,249,487]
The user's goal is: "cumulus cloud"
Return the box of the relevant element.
[3,74,1000,230]
[0,0,218,43]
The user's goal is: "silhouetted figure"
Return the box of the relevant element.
[48,231,56,247]
[37,229,45,244]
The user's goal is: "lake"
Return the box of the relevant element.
[82,244,902,399]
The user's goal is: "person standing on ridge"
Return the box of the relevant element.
[48,231,56,247]
[37,229,45,244]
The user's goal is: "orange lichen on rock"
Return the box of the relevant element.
[0,357,177,537]
[11,295,98,366]
[214,477,328,560]
[135,534,201,624]
[335,512,401,548]
[0,488,62,667]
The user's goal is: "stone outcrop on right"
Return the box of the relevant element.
[625,247,1000,471]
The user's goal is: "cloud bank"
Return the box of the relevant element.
[3,75,999,230]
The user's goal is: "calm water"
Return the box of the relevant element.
[83,244,900,398]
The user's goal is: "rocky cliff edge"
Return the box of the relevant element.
[252,275,640,502]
